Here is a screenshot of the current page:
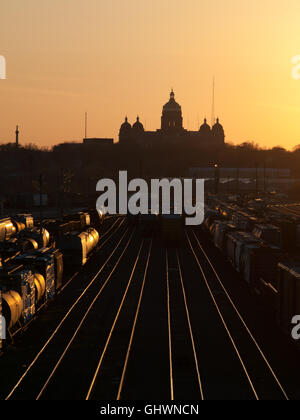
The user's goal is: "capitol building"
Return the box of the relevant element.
[119,90,225,149]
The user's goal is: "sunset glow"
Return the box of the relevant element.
[1,0,300,149]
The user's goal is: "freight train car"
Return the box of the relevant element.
[83,209,104,230]
[213,221,238,253]
[234,233,263,274]
[225,230,283,293]
[252,224,282,248]
[12,220,26,235]
[226,232,258,269]
[56,227,99,267]
[34,248,64,291]
[14,250,57,303]
[0,265,36,329]
[0,218,17,242]
[231,213,253,231]
[18,227,50,249]
[270,219,297,252]
[0,237,38,262]
[1,290,23,331]
[13,214,34,230]
[203,210,222,235]
[63,212,91,231]
[43,220,82,243]
[240,245,283,293]
[277,263,300,335]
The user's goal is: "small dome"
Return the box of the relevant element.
[163,90,181,111]
[199,118,211,133]
[132,116,144,131]
[212,118,224,133]
[120,116,131,131]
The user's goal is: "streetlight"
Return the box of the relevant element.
[214,163,220,195]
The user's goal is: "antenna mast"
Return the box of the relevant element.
[85,112,88,139]
[211,76,215,127]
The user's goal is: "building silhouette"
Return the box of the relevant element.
[119,90,225,148]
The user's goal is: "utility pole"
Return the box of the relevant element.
[255,163,259,196]
[15,125,19,148]
[39,174,43,233]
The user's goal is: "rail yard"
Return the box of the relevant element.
[1,199,300,400]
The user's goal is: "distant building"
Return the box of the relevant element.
[119,90,225,148]
[53,142,82,152]
[54,138,114,153]
[189,167,291,178]
[83,138,114,147]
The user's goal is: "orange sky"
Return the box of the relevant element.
[1,0,300,149]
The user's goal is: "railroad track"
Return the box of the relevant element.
[165,248,204,400]
[184,228,289,400]
[0,222,294,400]
[2,217,131,399]
[85,239,204,400]
[86,239,204,401]
[87,239,152,400]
